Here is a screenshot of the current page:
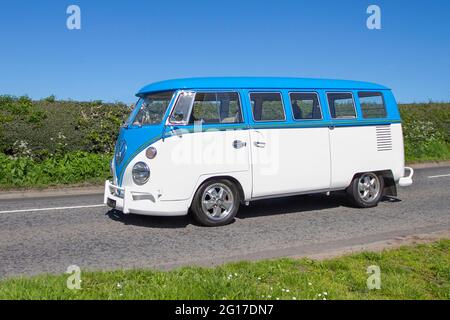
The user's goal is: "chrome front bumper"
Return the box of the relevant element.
[104,180,130,213]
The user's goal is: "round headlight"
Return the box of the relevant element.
[146,146,157,159]
[132,162,150,185]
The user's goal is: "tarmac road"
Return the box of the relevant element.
[0,166,449,278]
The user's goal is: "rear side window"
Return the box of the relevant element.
[290,92,322,120]
[358,92,387,118]
[189,92,242,124]
[327,93,356,119]
[250,92,285,121]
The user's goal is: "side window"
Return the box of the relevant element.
[327,92,356,119]
[169,91,195,124]
[289,92,322,120]
[250,92,285,121]
[189,92,243,124]
[358,92,387,118]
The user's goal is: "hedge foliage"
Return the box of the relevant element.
[0,152,110,188]
[399,103,450,162]
[0,95,129,158]
[0,96,449,188]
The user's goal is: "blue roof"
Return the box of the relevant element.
[137,77,389,95]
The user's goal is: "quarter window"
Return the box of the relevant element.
[327,93,356,119]
[169,91,195,124]
[189,92,242,124]
[358,92,387,118]
[289,92,322,120]
[250,92,285,121]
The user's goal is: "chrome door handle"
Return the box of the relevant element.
[233,140,247,149]
[254,141,266,148]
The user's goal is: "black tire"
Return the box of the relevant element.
[191,179,240,227]
[346,172,384,208]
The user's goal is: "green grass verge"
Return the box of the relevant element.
[1,240,448,300]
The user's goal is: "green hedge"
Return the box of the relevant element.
[399,103,450,162]
[0,96,449,188]
[0,152,110,188]
[0,95,129,158]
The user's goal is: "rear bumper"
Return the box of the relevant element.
[398,167,414,187]
[103,180,189,216]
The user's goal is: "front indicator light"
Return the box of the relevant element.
[146,147,157,159]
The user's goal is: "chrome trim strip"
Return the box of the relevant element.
[250,187,344,201]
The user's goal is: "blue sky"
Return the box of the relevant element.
[0,0,449,103]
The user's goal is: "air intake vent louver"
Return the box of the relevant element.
[376,125,392,151]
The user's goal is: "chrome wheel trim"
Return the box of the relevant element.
[357,173,381,202]
[201,183,234,220]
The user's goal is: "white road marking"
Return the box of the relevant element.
[0,204,105,214]
[428,173,450,179]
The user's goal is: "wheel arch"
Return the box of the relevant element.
[190,175,246,208]
[349,169,397,197]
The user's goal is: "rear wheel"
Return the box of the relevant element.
[191,179,240,227]
[347,172,384,208]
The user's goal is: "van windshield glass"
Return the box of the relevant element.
[131,91,175,126]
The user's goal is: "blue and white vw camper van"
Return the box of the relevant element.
[105,77,413,226]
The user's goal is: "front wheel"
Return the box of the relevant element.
[191,179,240,227]
[347,172,384,208]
